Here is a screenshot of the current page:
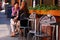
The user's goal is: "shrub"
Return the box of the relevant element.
[28,4,59,10]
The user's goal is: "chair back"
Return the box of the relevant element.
[29,12,36,19]
[29,12,36,31]
[39,14,56,36]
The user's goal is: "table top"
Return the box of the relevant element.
[20,26,30,28]
[50,22,60,25]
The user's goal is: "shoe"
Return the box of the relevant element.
[15,32,19,35]
[11,32,15,37]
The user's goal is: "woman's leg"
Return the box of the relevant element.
[16,20,20,33]
[16,20,23,36]
[10,19,15,37]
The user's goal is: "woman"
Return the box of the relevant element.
[10,2,20,37]
[18,1,30,36]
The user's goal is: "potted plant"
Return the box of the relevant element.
[29,5,60,16]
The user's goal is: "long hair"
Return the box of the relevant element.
[20,1,29,13]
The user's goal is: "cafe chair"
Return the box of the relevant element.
[32,14,56,40]
[27,12,36,40]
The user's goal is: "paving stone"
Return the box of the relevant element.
[0,11,19,40]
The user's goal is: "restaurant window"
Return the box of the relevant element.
[32,0,33,7]
[32,0,44,7]
[32,0,40,7]
[55,0,58,6]
[42,0,44,4]
[57,0,60,6]
[36,0,40,5]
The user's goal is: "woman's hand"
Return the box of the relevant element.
[13,17,17,22]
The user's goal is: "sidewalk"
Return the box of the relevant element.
[0,11,18,40]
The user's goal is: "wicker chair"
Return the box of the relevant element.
[27,12,36,40]
[32,14,56,40]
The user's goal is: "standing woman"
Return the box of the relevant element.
[10,2,20,37]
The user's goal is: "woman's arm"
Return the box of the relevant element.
[12,7,16,16]
[14,10,19,20]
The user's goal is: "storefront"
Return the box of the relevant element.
[5,0,60,6]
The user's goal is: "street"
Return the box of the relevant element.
[0,10,18,40]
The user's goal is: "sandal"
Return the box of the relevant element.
[11,32,15,37]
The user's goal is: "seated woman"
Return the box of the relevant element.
[10,2,20,37]
[18,1,30,36]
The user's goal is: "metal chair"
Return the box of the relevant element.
[18,18,30,40]
[18,12,36,40]
[27,12,36,40]
[32,14,56,40]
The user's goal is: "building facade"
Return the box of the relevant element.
[5,0,60,7]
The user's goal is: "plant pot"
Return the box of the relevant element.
[29,10,34,14]
[48,10,60,16]
[40,10,49,15]
[29,10,60,16]
[29,10,36,14]
[36,10,41,14]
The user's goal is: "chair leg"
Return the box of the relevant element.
[32,36,37,40]
[52,27,55,40]
[38,37,39,40]
[36,37,41,40]
[27,33,30,40]
[47,37,51,40]
[18,29,24,40]
[39,37,42,40]
[32,36,35,40]
[27,33,32,40]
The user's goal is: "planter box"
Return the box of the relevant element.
[29,10,60,16]
[29,10,60,40]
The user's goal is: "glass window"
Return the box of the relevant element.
[58,0,60,6]
[35,0,40,5]
[32,0,40,6]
